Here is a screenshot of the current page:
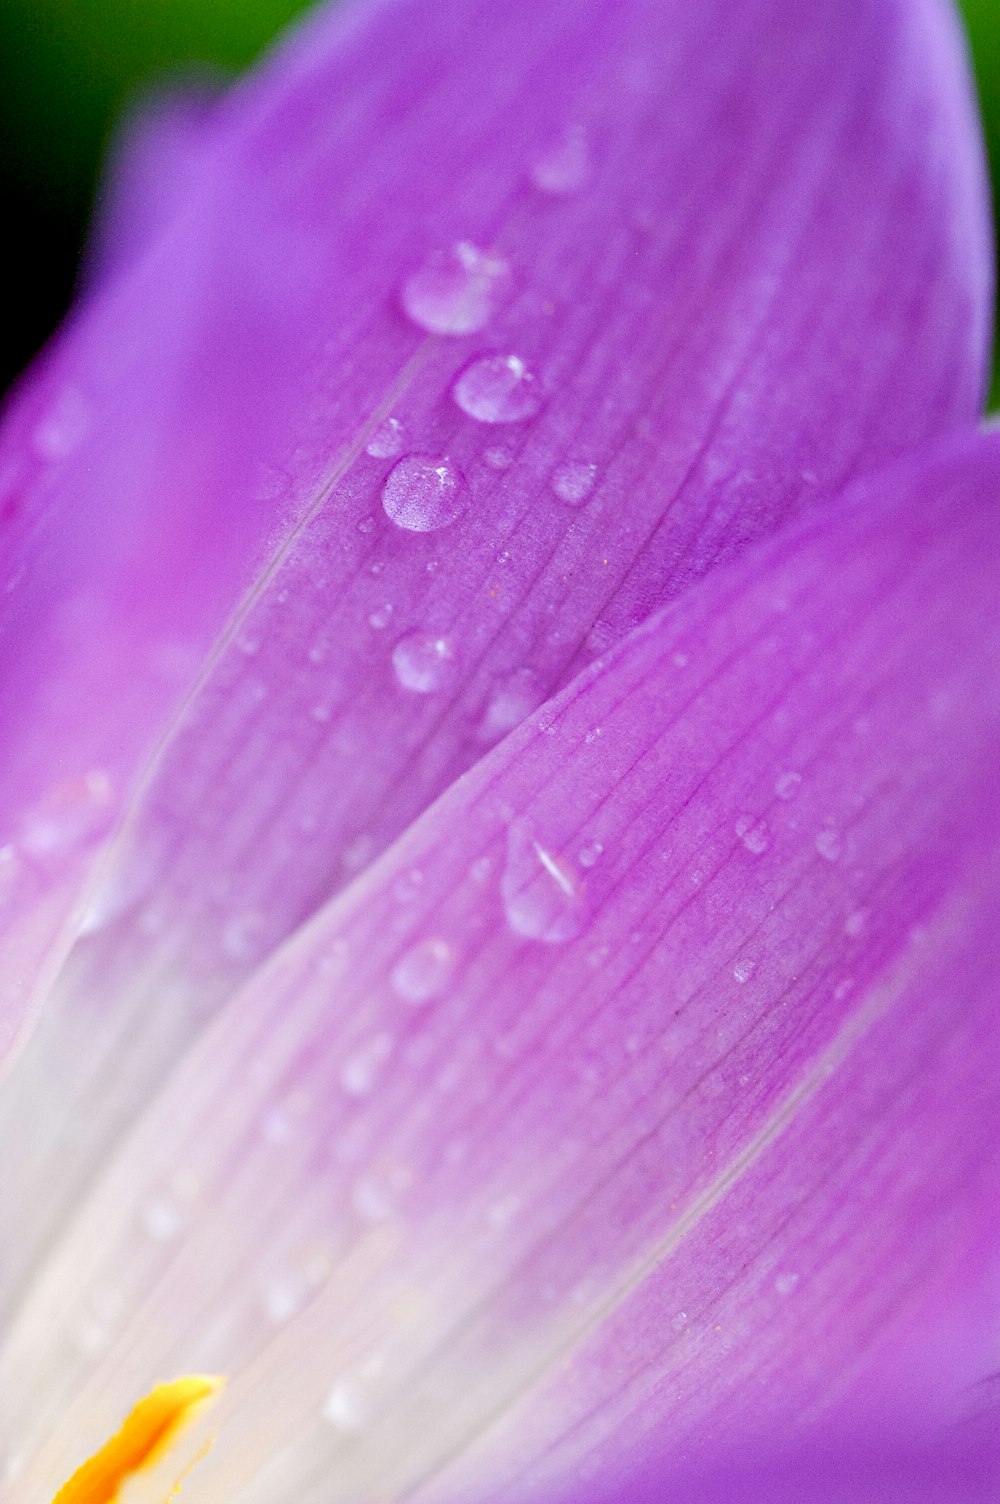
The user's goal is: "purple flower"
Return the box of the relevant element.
[0,0,998,1498]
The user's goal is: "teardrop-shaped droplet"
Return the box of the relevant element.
[501,823,587,943]
[452,354,543,424]
[401,242,510,335]
[551,459,597,505]
[392,631,458,693]
[391,937,455,1003]
[382,455,468,532]
[366,417,405,458]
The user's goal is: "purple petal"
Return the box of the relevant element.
[6,431,999,1499]
[0,0,990,1228]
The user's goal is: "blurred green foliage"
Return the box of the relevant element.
[0,0,998,396]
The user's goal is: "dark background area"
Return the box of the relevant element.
[0,0,997,400]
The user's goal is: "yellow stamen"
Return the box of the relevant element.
[52,1376,225,1504]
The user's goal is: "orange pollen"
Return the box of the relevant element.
[52,1375,225,1504]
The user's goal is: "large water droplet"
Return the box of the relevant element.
[391,937,455,1003]
[401,242,510,335]
[551,459,597,505]
[478,668,545,742]
[392,631,458,693]
[530,126,591,195]
[382,454,468,532]
[501,824,587,943]
[452,354,542,424]
[366,417,405,458]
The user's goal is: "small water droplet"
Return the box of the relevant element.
[323,1375,370,1433]
[735,815,771,855]
[774,1271,800,1296]
[392,631,457,693]
[551,459,597,505]
[32,385,90,460]
[401,242,510,335]
[368,603,394,629]
[670,1310,689,1332]
[453,354,542,424]
[141,1197,183,1243]
[733,957,757,984]
[484,443,514,471]
[775,771,802,801]
[19,770,116,861]
[382,454,468,532]
[530,126,591,195]
[221,909,267,961]
[501,824,587,944]
[342,1033,394,1096]
[578,840,604,868]
[815,828,841,862]
[391,937,455,1003]
[262,1271,305,1325]
[478,668,545,742]
[366,417,405,459]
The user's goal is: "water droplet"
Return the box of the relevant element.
[323,1375,370,1433]
[342,1033,394,1096]
[401,242,510,335]
[453,354,543,424]
[19,770,115,861]
[501,824,587,944]
[578,840,604,868]
[366,417,405,459]
[32,385,90,460]
[478,668,545,742]
[262,1271,305,1325]
[368,602,395,629]
[391,937,455,1003]
[774,1271,800,1296]
[551,459,596,505]
[530,126,591,195]
[141,1197,183,1243]
[670,1310,689,1332]
[815,828,841,862]
[221,909,267,961]
[733,957,757,984]
[392,631,457,693]
[775,771,802,801]
[735,815,771,855]
[484,444,514,471]
[382,454,468,532]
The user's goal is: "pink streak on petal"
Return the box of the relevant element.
[5,431,998,1498]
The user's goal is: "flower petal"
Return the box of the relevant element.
[0,0,991,1272]
[5,431,999,1500]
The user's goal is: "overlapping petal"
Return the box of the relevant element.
[0,0,992,1298]
[5,432,998,1500]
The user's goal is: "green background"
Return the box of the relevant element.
[0,0,997,397]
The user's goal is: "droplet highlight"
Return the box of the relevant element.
[452,354,542,424]
[382,454,468,532]
[501,824,587,944]
[401,242,510,335]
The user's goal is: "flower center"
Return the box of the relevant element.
[52,1375,224,1504]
